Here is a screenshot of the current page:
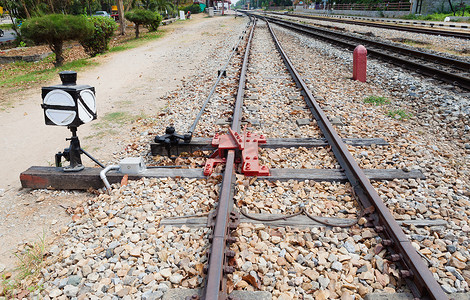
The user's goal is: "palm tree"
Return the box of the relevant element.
[141,0,157,10]
[154,0,174,17]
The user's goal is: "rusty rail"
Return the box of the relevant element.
[202,17,256,300]
[262,18,448,300]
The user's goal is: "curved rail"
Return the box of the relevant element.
[152,18,253,156]
[188,22,251,135]
[262,17,448,300]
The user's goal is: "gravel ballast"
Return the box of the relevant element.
[8,14,470,300]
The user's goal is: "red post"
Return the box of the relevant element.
[353,45,367,83]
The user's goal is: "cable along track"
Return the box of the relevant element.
[186,15,449,300]
[20,15,451,300]
[253,13,470,91]
[262,18,447,300]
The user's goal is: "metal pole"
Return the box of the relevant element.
[68,127,83,169]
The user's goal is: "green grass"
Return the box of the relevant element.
[0,57,97,90]
[402,12,470,22]
[93,111,134,130]
[108,45,131,52]
[1,28,166,108]
[90,111,147,139]
[103,111,130,123]
[364,96,390,105]
[0,234,46,298]
[84,129,119,140]
[108,30,164,53]
[0,24,13,30]
[388,109,412,120]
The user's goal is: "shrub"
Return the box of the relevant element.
[21,14,93,66]
[80,16,117,57]
[182,4,201,14]
[125,9,161,38]
[149,12,163,32]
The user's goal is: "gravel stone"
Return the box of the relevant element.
[170,273,184,284]
[48,288,63,297]
[318,276,330,289]
[63,285,79,297]
[331,261,343,271]
[67,275,82,287]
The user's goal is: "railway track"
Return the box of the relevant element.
[21,14,469,300]
[148,16,448,299]
[269,11,470,40]
[248,13,470,91]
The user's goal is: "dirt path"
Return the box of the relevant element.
[0,13,245,271]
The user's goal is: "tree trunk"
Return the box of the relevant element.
[48,0,55,13]
[3,1,20,36]
[19,0,31,18]
[126,0,133,11]
[448,0,455,16]
[117,0,126,35]
[51,40,64,67]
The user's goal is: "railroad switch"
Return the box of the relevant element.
[203,128,270,176]
[154,126,192,156]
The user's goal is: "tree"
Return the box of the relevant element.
[154,0,175,17]
[117,0,126,35]
[149,12,162,31]
[125,9,161,38]
[448,0,456,15]
[19,0,31,18]
[0,0,20,37]
[21,14,93,66]
[80,16,117,57]
[141,0,157,10]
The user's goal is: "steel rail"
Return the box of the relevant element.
[262,15,470,91]
[188,20,252,135]
[202,17,256,300]
[275,11,470,40]
[266,15,470,71]
[263,18,448,300]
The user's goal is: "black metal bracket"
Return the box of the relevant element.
[55,127,104,171]
[55,127,84,172]
[154,126,192,157]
